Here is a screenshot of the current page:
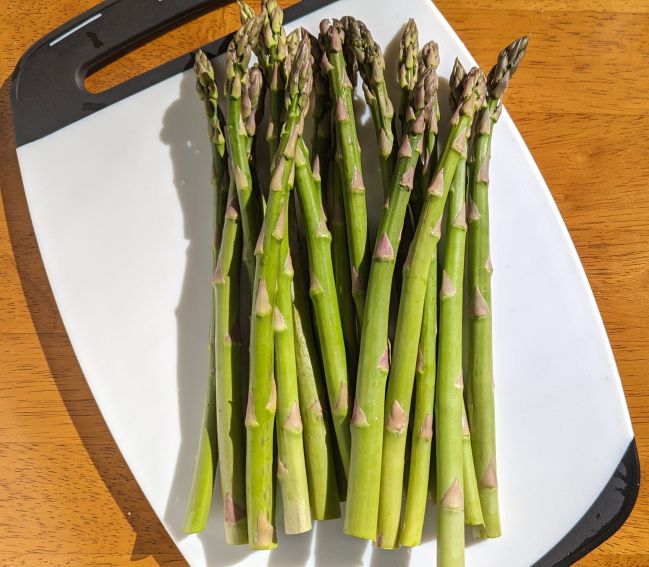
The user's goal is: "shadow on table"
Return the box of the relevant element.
[0,78,184,565]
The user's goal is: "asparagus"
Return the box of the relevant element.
[275,228,312,534]
[344,65,437,541]
[468,36,528,539]
[398,19,418,134]
[375,60,446,549]
[308,32,332,205]
[213,178,247,543]
[462,402,484,526]
[411,41,440,223]
[320,19,370,320]
[289,199,341,519]
[245,36,312,550]
[434,65,483,565]
[225,16,264,282]
[293,134,352,478]
[260,0,288,158]
[184,50,228,534]
[342,17,396,198]
[399,41,441,548]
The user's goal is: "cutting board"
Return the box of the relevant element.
[11,0,639,565]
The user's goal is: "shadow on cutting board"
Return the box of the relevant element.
[0,79,185,564]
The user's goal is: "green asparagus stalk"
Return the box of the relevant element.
[342,17,396,199]
[468,36,528,539]
[399,42,441,547]
[184,50,228,535]
[275,227,312,534]
[213,179,247,544]
[225,16,264,282]
[410,41,440,223]
[261,0,288,158]
[434,66,486,567]
[212,55,268,545]
[376,61,446,549]
[344,65,437,541]
[320,19,370,320]
[399,248,436,546]
[245,36,313,550]
[397,19,418,135]
[293,132,352,478]
[308,32,332,205]
[462,402,484,526]
[289,198,341,520]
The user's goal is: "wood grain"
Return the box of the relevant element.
[1,0,647,565]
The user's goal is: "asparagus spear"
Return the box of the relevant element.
[462,402,484,526]
[184,50,228,535]
[225,16,264,282]
[275,228,312,534]
[315,32,359,398]
[289,198,341,520]
[432,63,485,565]
[320,19,370,320]
[468,36,528,539]
[399,40,441,548]
[342,17,396,199]
[213,56,269,545]
[213,178,247,544]
[411,41,440,223]
[398,19,418,135]
[376,59,448,549]
[293,134,352,479]
[344,65,437,541]
[245,36,313,550]
[308,32,332,205]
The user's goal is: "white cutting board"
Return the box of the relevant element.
[14,0,636,565]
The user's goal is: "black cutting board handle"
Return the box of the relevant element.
[11,0,335,147]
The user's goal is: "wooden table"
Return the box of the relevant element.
[1,1,647,565]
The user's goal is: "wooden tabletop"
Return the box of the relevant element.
[1,1,648,565]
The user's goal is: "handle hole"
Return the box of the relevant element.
[84,2,246,94]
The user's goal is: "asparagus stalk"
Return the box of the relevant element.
[462,402,484,526]
[293,133,352,478]
[468,36,528,539]
[344,65,437,541]
[411,41,440,223]
[434,65,482,565]
[275,227,312,534]
[184,50,228,534]
[260,0,287,158]
[289,198,341,520]
[245,36,312,550]
[397,19,418,135]
[342,17,396,198]
[399,41,441,547]
[225,17,264,282]
[320,19,370,320]
[308,32,332,205]
[213,178,247,544]
[376,60,447,549]
[376,68,485,554]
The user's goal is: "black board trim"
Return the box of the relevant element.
[11,0,336,147]
[534,439,640,566]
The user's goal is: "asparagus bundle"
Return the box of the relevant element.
[186,12,529,559]
[468,36,529,539]
[184,50,227,535]
[345,65,437,541]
